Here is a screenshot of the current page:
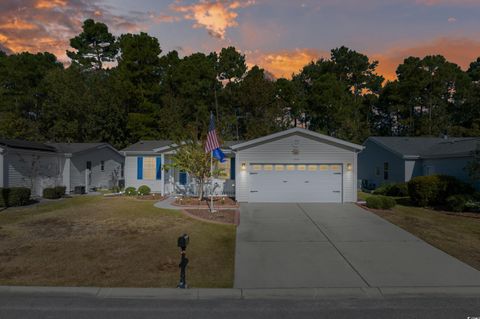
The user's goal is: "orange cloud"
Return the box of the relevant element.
[171,0,255,39]
[0,18,37,30]
[247,49,328,79]
[35,0,67,9]
[373,37,480,81]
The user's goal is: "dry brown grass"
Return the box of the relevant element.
[0,196,236,288]
[367,202,480,271]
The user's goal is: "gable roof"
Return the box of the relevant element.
[230,127,364,151]
[0,139,57,152]
[122,140,243,154]
[48,143,111,154]
[367,136,480,159]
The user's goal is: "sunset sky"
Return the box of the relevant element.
[1,0,480,80]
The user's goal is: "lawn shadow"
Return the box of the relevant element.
[395,197,414,206]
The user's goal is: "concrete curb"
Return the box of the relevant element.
[1,286,480,300]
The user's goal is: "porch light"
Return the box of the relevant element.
[346,163,352,171]
[241,162,246,170]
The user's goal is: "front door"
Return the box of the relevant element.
[86,161,92,191]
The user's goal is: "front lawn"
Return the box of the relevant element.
[359,191,480,271]
[0,196,236,288]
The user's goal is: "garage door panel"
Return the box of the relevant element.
[249,165,342,203]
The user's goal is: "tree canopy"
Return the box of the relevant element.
[1,19,480,149]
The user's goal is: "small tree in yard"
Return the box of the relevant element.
[165,140,222,200]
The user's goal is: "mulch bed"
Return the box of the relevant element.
[173,197,238,208]
[135,194,166,201]
[183,209,238,225]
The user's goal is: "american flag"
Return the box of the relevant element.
[205,113,220,153]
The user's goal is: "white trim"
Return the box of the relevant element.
[230,128,364,151]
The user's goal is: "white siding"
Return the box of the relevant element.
[124,155,163,193]
[70,148,124,191]
[235,134,357,202]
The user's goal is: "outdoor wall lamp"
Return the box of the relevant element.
[346,163,352,171]
[241,162,246,170]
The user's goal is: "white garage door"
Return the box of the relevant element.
[248,164,343,203]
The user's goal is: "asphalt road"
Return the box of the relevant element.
[1,294,480,319]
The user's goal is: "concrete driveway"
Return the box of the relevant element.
[234,203,480,288]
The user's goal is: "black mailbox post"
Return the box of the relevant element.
[177,234,189,288]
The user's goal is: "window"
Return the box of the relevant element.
[179,171,187,185]
[308,165,317,171]
[297,165,306,171]
[215,159,231,179]
[253,164,262,171]
[286,165,296,171]
[100,161,105,172]
[275,164,284,171]
[121,163,124,178]
[319,165,329,171]
[384,162,389,180]
[263,164,273,171]
[330,165,341,171]
[142,157,156,180]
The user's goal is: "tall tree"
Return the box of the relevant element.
[67,19,118,70]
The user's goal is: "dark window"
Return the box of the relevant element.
[383,162,389,180]
[86,161,92,170]
[121,163,124,178]
[179,171,187,185]
[100,160,105,172]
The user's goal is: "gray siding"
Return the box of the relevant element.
[70,147,124,190]
[235,133,358,202]
[358,140,405,188]
[422,157,472,182]
[405,159,423,181]
[4,148,63,196]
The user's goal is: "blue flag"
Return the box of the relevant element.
[213,147,226,163]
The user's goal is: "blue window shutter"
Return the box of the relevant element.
[137,157,143,180]
[156,157,162,180]
[179,171,187,185]
[230,157,236,180]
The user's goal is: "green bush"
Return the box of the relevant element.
[54,186,66,197]
[372,184,392,195]
[366,195,396,209]
[43,187,60,199]
[387,183,409,197]
[125,187,137,196]
[407,175,474,207]
[445,195,468,212]
[6,187,31,206]
[0,188,7,207]
[138,185,151,196]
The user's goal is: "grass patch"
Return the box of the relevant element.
[0,196,236,288]
[359,192,480,271]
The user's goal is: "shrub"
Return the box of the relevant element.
[138,185,151,196]
[445,195,468,212]
[465,200,480,213]
[366,195,396,210]
[7,187,31,206]
[43,187,60,199]
[372,184,392,196]
[54,186,66,197]
[387,183,409,197]
[407,175,473,207]
[0,188,7,207]
[125,187,137,196]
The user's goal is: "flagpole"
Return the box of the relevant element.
[210,150,215,213]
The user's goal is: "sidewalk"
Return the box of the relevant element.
[1,286,480,300]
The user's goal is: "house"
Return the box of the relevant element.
[358,136,480,189]
[122,128,363,203]
[0,139,124,196]
[48,143,125,193]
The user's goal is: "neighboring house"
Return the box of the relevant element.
[359,136,480,189]
[48,143,125,193]
[0,140,63,197]
[122,128,363,203]
[0,139,124,196]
